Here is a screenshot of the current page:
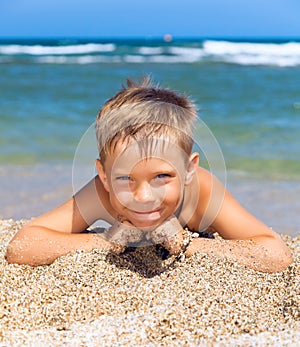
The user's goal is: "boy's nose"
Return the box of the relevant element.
[133,182,155,203]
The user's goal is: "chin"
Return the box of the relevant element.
[129,220,159,231]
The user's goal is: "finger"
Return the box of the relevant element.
[151,215,184,255]
[185,238,201,257]
[106,221,144,246]
[109,241,126,254]
[92,234,126,254]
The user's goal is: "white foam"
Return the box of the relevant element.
[204,40,300,56]
[2,40,300,66]
[37,55,121,64]
[34,54,202,64]
[124,54,201,63]
[203,40,300,66]
[148,54,201,63]
[168,46,204,58]
[138,47,164,55]
[0,43,116,55]
[123,55,146,63]
[223,54,300,67]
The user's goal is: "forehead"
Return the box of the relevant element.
[103,138,188,173]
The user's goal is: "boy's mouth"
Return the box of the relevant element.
[127,208,162,221]
[131,208,160,214]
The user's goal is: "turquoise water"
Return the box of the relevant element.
[1,38,300,179]
[0,38,300,232]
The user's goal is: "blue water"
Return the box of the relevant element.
[1,38,300,180]
[0,38,299,232]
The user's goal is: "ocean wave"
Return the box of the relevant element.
[168,46,204,57]
[203,40,300,56]
[138,46,164,55]
[124,54,202,63]
[0,43,116,55]
[202,40,300,67]
[37,54,202,64]
[1,40,300,66]
[137,41,300,66]
[7,53,300,66]
[36,55,122,64]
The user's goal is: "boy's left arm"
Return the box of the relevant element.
[186,186,294,273]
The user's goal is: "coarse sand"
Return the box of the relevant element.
[0,219,299,346]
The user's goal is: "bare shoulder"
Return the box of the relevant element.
[187,167,276,240]
[73,175,116,225]
[184,167,221,231]
[192,167,277,240]
[194,166,224,209]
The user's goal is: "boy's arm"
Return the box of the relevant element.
[186,171,294,273]
[6,219,123,266]
[6,177,121,266]
[186,231,292,273]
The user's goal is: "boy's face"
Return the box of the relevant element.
[97,139,197,230]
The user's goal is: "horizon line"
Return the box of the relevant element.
[0,35,300,41]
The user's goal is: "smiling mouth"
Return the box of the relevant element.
[127,208,162,219]
[129,209,160,215]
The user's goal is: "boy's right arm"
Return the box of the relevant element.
[6,177,121,266]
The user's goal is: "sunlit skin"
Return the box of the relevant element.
[6,138,294,272]
[96,140,197,231]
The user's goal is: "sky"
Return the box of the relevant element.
[0,0,299,38]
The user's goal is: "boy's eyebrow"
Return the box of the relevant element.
[112,172,131,177]
[113,168,177,177]
[152,168,177,175]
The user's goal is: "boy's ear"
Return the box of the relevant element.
[185,153,199,185]
[95,159,110,192]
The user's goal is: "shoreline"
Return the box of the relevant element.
[0,219,299,346]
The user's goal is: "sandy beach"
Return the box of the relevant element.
[0,219,299,346]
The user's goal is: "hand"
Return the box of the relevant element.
[150,215,184,255]
[92,233,126,254]
[105,219,144,247]
[185,238,203,257]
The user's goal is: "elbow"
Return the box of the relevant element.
[5,225,51,266]
[262,250,294,274]
[253,234,294,273]
[251,254,293,274]
[5,241,26,265]
[275,252,294,273]
[5,236,42,267]
[5,225,33,265]
[270,238,295,273]
[5,240,34,266]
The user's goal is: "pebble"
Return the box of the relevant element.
[0,219,299,346]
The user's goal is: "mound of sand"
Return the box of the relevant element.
[0,219,299,346]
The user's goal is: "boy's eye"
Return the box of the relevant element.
[151,174,173,186]
[156,174,170,179]
[116,176,131,181]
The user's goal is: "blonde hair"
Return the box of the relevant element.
[95,77,197,162]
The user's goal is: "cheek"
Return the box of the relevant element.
[107,180,131,204]
[163,183,182,206]
[113,190,133,207]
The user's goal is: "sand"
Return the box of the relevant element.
[0,219,299,346]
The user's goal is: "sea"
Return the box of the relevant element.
[0,37,299,235]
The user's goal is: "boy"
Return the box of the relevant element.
[6,78,293,272]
